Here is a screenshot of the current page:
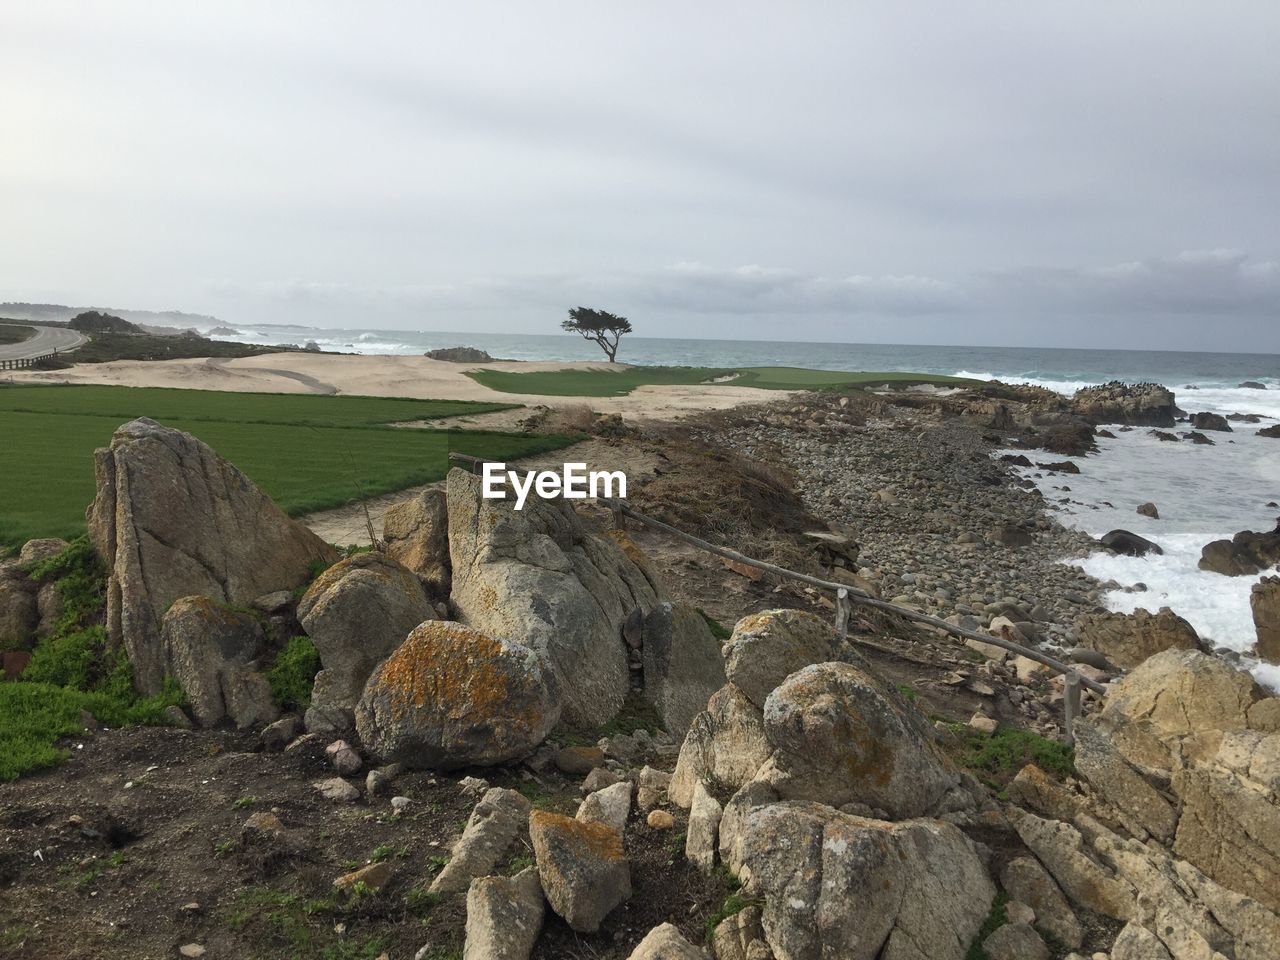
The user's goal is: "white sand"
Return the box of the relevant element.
[10,353,788,420]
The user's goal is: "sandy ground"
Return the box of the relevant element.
[8,353,790,419]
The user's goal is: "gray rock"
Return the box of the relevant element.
[463,866,544,960]
[160,596,272,728]
[432,788,533,895]
[718,781,778,877]
[982,923,1048,960]
[686,782,723,874]
[641,601,726,738]
[669,684,771,808]
[741,802,995,960]
[1073,719,1177,841]
[355,620,559,769]
[446,468,661,728]
[0,572,37,649]
[625,923,705,959]
[314,777,360,802]
[529,810,631,933]
[86,418,336,694]
[17,538,69,566]
[383,488,451,596]
[711,905,768,960]
[261,715,302,752]
[1074,607,1201,670]
[723,608,837,709]
[576,781,632,836]
[1111,922,1172,960]
[325,740,362,775]
[999,856,1083,949]
[1007,808,1136,920]
[636,766,671,812]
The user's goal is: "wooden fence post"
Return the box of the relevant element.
[834,587,852,640]
[1063,671,1082,747]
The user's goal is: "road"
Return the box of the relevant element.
[0,324,87,361]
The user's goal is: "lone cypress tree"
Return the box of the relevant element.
[561,307,632,362]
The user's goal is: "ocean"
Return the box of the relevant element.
[210,323,1280,683]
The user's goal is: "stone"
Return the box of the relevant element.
[641,601,727,737]
[221,667,279,730]
[993,524,1033,547]
[1137,501,1159,519]
[741,802,994,960]
[581,767,621,793]
[686,782,723,874]
[1007,808,1136,920]
[299,552,435,725]
[160,596,273,728]
[722,608,837,709]
[383,488,451,595]
[1073,719,1177,841]
[86,418,336,694]
[1004,900,1035,926]
[459,776,490,798]
[463,866,544,960]
[983,923,1048,960]
[1070,382,1177,427]
[1252,576,1280,664]
[1099,529,1163,557]
[314,777,360,802]
[326,740,362,775]
[333,862,392,895]
[637,766,672,812]
[1000,856,1084,950]
[756,662,967,819]
[646,810,675,829]
[711,905,767,960]
[446,468,662,727]
[261,715,302,752]
[1074,607,1201,670]
[17,537,69,566]
[576,781,632,836]
[968,713,998,734]
[529,810,631,933]
[1102,649,1263,739]
[1111,922,1172,960]
[366,769,390,796]
[718,782,778,877]
[626,923,705,960]
[669,684,771,808]
[431,788,533,895]
[0,572,39,648]
[1198,526,1280,577]
[555,746,605,776]
[355,620,559,769]
[1189,411,1232,432]
[178,946,206,959]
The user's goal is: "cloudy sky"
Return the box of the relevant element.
[3,2,1278,351]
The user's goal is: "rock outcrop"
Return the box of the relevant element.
[299,552,434,730]
[1074,607,1202,669]
[1198,524,1280,576]
[463,867,544,960]
[1189,411,1231,432]
[669,683,771,808]
[355,620,559,768]
[639,602,725,738]
[87,419,336,694]
[1253,576,1280,664]
[446,468,661,727]
[1070,382,1177,427]
[1099,529,1163,557]
[382,488,451,595]
[722,608,836,709]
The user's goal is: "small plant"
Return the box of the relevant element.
[965,892,1009,960]
[504,855,535,875]
[961,727,1074,779]
[426,854,450,875]
[896,683,918,702]
[405,885,441,916]
[233,795,258,810]
[214,838,236,858]
[267,636,321,710]
[370,844,393,863]
[699,610,733,641]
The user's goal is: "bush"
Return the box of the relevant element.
[268,636,321,710]
[21,626,106,689]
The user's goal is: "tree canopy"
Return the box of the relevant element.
[561,307,632,362]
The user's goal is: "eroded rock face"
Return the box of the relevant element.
[741,802,994,960]
[756,662,968,819]
[1070,382,1177,427]
[1252,576,1280,664]
[446,468,662,728]
[723,609,838,709]
[625,923,705,960]
[1198,525,1280,576]
[161,596,275,728]
[382,488,450,596]
[640,601,726,738]
[87,419,337,694]
[1074,607,1202,670]
[528,810,630,934]
[669,683,771,808]
[299,552,434,727]
[355,620,559,768]
[0,565,37,649]
[463,866,544,960]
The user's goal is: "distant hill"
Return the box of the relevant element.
[68,310,143,335]
[0,301,220,329]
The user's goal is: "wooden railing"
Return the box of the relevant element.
[447,451,1100,743]
[0,353,56,371]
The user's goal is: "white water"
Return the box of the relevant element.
[997,384,1280,689]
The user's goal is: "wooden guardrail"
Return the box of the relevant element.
[0,353,56,370]
[447,451,1099,744]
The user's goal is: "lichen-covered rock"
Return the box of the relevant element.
[1007,808,1137,920]
[161,596,274,728]
[446,468,661,728]
[529,810,631,933]
[1252,576,1280,664]
[1000,856,1083,950]
[432,787,533,895]
[756,662,968,819]
[463,866,544,960]
[669,683,771,808]
[1102,649,1264,740]
[685,782,722,875]
[18,538,69,566]
[625,923,705,960]
[1073,719,1177,842]
[356,621,558,769]
[299,552,435,726]
[1074,607,1202,670]
[741,802,994,960]
[641,601,726,738]
[382,488,451,596]
[87,418,337,694]
[722,609,838,709]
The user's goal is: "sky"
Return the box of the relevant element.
[2,1,1278,352]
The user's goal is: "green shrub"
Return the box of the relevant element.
[21,626,106,689]
[26,536,106,633]
[268,636,321,710]
[962,727,1074,779]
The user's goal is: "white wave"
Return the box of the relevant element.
[951,370,1100,396]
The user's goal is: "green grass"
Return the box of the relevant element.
[466,365,977,397]
[268,636,322,710]
[0,322,35,345]
[965,892,1009,960]
[959,727,1075,780]
[0,384,575,549]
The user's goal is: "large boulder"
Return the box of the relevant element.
[1074,607,1202,670]
[1254,577,1280,664]
[87,419,337,694]
[741,802,995,960]
[463,866,544,960]
[1189,411,1232,432]
[0,565,37,649]
[355,620,558,768]
[640,602,725,738]
[755,662,969,819]
[1101,649,1265,741]
[161,596,276,728]
[382,488,450,596]
[446,468,661,727]
[669,683,771,808]
[1070,382,1177,427]
[432,787,533,895]
[723,608,837,708]
[298,552,434,728]
[1099,529,1163,557]
[1198,525,1280,576]
[528,810,631,933]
